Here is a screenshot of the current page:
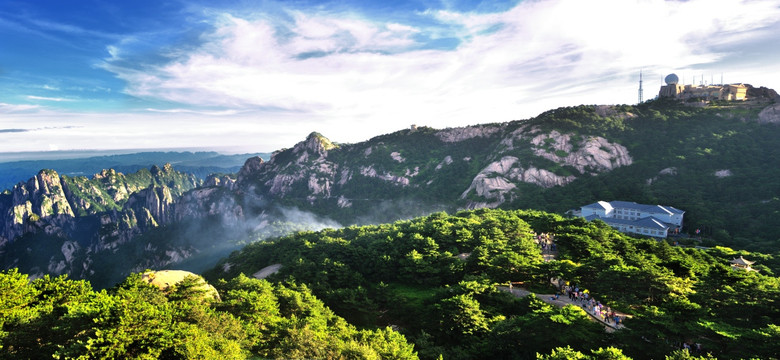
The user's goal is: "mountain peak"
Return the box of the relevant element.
[301,132,337,153]
[237,156,265,182]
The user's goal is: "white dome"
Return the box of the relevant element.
[665,73,679,85]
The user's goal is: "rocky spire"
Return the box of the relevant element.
[296,132,337,157]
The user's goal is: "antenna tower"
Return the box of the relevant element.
[638,70,644,103]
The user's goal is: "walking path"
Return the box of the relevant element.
[497,286,626,332]
[498,232,629,332]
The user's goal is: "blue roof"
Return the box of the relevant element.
[585,214,669,231]
[581,201,612,211]
[606,201,684,215]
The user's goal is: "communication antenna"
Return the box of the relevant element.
[638,70,644,104]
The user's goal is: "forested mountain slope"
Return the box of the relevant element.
[3,98,780,288]
[5,209,775,359]
[206,208,780,360]
[234,99,780,252]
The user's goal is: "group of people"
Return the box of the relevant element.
[562,284,624,327]
[535,233,624,328]
[682,342,703,353]
[535,233,556,252]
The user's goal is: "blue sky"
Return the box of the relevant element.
[2,0,780,154]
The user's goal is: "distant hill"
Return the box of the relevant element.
[0,151,270,191]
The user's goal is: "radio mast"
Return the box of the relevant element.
[638,70,644,103]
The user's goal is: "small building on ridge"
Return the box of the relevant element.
[658,73,747,101]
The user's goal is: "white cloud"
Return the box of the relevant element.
[144,108,240,116]
[0,103,40,113]
[8,0,780,153]
[103,0,780,130]
[27,95,73,102]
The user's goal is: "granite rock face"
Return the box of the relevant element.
[758,103,780,124]
[0,165,201,279]
[2,170,75,244]
[461,126,632,208]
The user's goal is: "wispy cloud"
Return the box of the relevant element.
[0,125,81,134]
[27,95,74,102]
[144,108,240,116]
[0,103,40,113]
[27,18,119,40]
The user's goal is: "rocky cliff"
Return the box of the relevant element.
[232,114,633,212]
[1,170,75,245]
[0,165,200,280]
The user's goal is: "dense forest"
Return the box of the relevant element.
[204,209,779,359]
[0,269,417,359]
[3,209,778,358]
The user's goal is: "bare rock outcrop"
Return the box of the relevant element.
[124,186,174,226]
[461,156,575,208]
[594,105,636,119]
[519,167,575,187]
[462,127,632,208]
[758,103,780,124]
[530,131,632,174]
[2,170,75,242]
[236,132,341,199]
[237,156,265,183]
[714,169,733,178]
[175,187,245,227]
[436,125,502,143]
[647,167,678,185]
[359,166,411,186]
[435,156,453,170]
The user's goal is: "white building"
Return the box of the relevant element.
[579,201,685,238]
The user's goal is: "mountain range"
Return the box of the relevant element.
[0,151,270,191]
[2,97,780,287]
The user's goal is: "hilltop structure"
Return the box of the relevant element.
[658,73,747,101]
[730,256,758,272]
[578,200,685,238]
